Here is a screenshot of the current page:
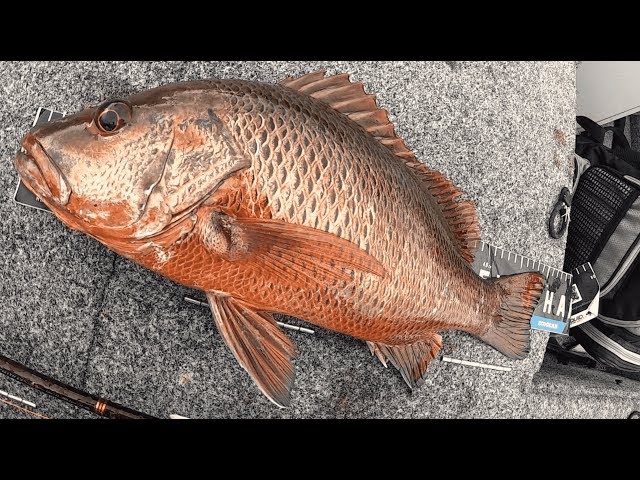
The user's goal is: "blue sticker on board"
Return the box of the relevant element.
[530,316,567,334]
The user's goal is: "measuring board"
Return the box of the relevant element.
[13,108,66,213]
[568,262,600,327]
[472,241,572,334]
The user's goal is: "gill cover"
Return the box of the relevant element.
[132,106,251,239]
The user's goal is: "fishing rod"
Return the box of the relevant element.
[0,354,155,419]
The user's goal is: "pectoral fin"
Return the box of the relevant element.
[206,292,296,407]
[241,217,385,282]
[200,212,386,289]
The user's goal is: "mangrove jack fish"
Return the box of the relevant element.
[15,72,545,407]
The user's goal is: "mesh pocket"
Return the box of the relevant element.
[563,167,636,272]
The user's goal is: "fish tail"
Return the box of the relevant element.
[480,272,545,359]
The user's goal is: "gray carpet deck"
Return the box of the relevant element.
[2,61,628,419]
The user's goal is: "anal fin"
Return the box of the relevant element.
[367,341,388,368]
[367,333,442,389]
[207,293,297,407]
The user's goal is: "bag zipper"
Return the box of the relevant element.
[599,314,640,327]
[580,322,640,365]
[624,175,640,187]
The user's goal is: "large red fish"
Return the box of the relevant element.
[15,72,544,406]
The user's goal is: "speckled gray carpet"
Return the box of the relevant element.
[1,61,634,419]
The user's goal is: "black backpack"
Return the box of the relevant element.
[564,116,640,371]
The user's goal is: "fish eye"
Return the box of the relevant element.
[94,100,132,135]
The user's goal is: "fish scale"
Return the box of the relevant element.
[15,73,545,406]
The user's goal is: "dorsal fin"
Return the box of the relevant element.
[405,160,480,263]
[281,70,417,161]
[281,70,481,264]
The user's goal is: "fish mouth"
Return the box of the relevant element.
[15,134,71,206]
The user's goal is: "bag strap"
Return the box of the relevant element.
[610,119,640,168]
[577,115,605,143]
[577,115,631,149]
[577,115,640,170]
[612,116,631,150]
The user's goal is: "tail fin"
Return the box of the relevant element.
[480,272,545,359]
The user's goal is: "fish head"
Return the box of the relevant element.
[16,99,174,232]
[15,83,249,244]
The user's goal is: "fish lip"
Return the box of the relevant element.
[18,134,71,206]
[15,150,54,201]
